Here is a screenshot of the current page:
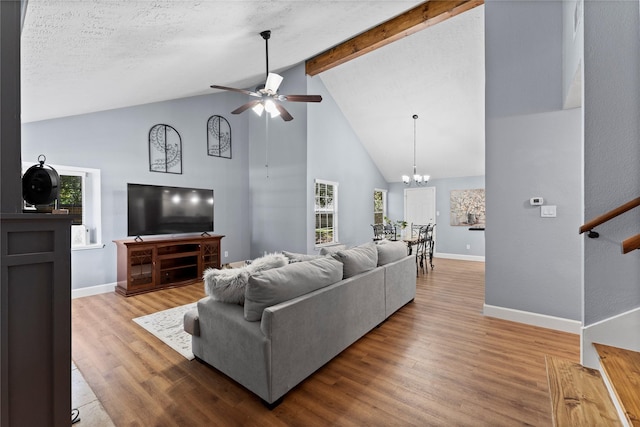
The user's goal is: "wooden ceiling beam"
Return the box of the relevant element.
[305,0,484,76]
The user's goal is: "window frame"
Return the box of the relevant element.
[373,188,387,225]
[314,179,339,247]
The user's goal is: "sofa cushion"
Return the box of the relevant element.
[282,251,323,263]
[203,253,288,304]
[244,257,343,321]
[318,244,347,256]
[376,240,408,266]
[332,241,378,279]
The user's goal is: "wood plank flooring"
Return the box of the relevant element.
[545,355,621,426]
[595,343,640,426]
[72,258,580,426]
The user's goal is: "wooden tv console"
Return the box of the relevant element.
[114,234,224,296]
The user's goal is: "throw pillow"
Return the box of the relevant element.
[244,257,343,321]
[248,252,288,271]
[332,241,378,279]
[376,241,408,266]
[282,251,323,263]
[203,267,251,304]
[318,244,347,256]
[203,252,288,304]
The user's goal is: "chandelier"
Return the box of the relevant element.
[402,114,430,185]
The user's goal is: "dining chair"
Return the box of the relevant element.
[371,224,385,241]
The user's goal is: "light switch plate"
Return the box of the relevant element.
[541,205,557,217]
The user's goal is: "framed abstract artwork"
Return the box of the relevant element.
[450,189,485,226]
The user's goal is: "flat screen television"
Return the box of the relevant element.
[127,183,214,237]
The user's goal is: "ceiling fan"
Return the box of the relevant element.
[211,30,322,122]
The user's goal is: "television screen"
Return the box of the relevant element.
[127,183,214,237]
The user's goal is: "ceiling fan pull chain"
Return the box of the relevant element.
[265,114,270,178]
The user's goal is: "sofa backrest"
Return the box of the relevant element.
[244,256,343,321]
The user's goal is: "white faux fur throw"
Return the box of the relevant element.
[203,252,288,304]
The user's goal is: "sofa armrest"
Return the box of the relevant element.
[383,255,416,318]
[194,297,272,402]
[183,308,200,336]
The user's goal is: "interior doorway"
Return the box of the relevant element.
[404,187,436,239]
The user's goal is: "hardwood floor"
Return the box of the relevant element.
[72,258,579,426]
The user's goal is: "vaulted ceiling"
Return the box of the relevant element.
[21,1,484,182]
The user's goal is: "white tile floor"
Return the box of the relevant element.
[72,362,115,426]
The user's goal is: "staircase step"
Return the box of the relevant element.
[595,343,640,426]
[545,355,621,426]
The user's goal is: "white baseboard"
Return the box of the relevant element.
[483,304,582,334]
[582,306,640,369]
[72,282,116,299]
[436,252,485,262]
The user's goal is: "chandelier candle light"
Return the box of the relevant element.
[402,114,430,185]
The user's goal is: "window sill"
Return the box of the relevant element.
[315,242,341,250]
[72,243,105,251]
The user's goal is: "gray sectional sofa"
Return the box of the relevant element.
[183,241,416,406]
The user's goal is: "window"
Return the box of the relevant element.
[59,173,83,225]
[315,179,338,246]
[22,162,102,249]
[373,188,387,224]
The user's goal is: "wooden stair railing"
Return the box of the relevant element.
[622,234,640,254]
[579,197,640,253]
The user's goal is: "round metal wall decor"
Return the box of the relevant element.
[149,124,182,174]
[207,115,231,159]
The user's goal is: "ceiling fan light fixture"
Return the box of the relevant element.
[265,73,283,94]
[264,99,280,117]
[252,102,265,116]
[210,30,321,122]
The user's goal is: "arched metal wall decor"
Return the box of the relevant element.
[207,115,232,159]
[149,124,182,174]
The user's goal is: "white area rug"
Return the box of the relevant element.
[133,302,197,360]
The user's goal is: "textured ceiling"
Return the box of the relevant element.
[319,5,485,181]
[21,1,484,182]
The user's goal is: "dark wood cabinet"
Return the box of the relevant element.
[114,235,223,296]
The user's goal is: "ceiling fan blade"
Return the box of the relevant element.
[231,100,262,115]
[211,85,261,98]
[264,73,283,94]
[274,103,293,121]
[280,94,323,103]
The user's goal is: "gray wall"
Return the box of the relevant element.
[239,62,391,257]
[583,0,640,324]
[21,63,392,289]
[562,0,583,107]
[485,0,582,320]
[308,73,389,252]
[430,175,485,257]
[249,64,309,257]
[22,92,252,289]
[387,176,486,258]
